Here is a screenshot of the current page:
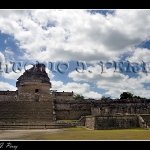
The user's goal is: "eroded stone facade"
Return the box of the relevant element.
[16,63,52,101]
[1,63,150,129]
[0,63,74,126]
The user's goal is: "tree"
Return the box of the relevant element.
[133,95,141,99]
[133,95,146,100]
[120,92,133,99]
[101,96,111,100]
[120,92,146,100]
[73,94,84,100]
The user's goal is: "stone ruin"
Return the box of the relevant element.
[16,63,52,101]
[0,63,150,130]
[0,63,74,129]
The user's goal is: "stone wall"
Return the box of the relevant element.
[1,94,150,129]
[55,110,90,120]
[85,116,95,129]
[85,115,139,130]
[91,99,150,115]
[18,93,53,101]
[139,115,150,128]
[18,83,51,94]
[54,99,92,120]
[0,91,17,101]
[0,101,53,125]
[52,91,74,100]
[54,99,150,120]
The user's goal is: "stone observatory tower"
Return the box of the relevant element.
[16,63,52,101]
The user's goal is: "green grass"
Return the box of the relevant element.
[21,126,150,140]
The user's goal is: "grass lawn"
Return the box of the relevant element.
[21,126,150,140]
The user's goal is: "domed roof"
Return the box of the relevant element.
[16,63,51,87]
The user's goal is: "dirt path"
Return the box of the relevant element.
[0,129,64,140]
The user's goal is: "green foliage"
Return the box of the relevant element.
[73,94,84,100]
[101,96,111,100]
[120,92,146,99]
[120,92,133,99]
[133,95,146,100]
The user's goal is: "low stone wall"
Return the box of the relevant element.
[85,115,139,130]
[0,91,17,101]
[18,93,53,101]
[52,91,74,100]
[91,99,150,115]
[54,99,92,120]
[85,116,95,129]
[56,110,90,120]
[139,115,150,128]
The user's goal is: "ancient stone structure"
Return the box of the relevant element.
[84,114,150,130]
[0,91,17,101]
[0,63,150,129]
[52,91,74,100]
[53,99,92,120]
[85,115,138,129]
[16,63,52,101]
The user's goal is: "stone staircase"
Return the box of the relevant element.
[138,115,150,129]
[0,101,53,126]
[0,122,76,130]
[0,101,78,129]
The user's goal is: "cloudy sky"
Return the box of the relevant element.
[1,9,150,99]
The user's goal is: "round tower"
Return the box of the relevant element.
[16,63,52,101]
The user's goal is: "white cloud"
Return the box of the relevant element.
[1,9,150,99]
[0,52,5,64]
[1,64,32,80]
[4,39,7,44]
[137,72,150,84]
[2,63,54,80]
[126,48,150,62]
[2,71,23,81]
[51,80,102,99]
[0,9,150,63]
[87,91,103,99]
[68,65,150,98]
[0,52,6,71]
[0,81,16,91]
[4,47,15,63]
[0,10,31,18]
[4,48,14,56]
[45,68,54,79]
